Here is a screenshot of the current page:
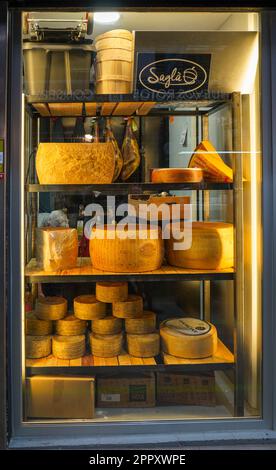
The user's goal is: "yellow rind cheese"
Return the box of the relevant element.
[36,296,67,321]
[96,282,128,303]
[189,140,233,183]
[112,295,143,319]
[126,332,160,358]
[89,332,123,357]
[166,221,234,270]
[125,311,156,334]
[52,335,86,359]
[91,316,122,335]
[74,294,107,320]
[25,311,53,336]
[55,315,87,336]
[36,227,78,272]
[26,335,52,359]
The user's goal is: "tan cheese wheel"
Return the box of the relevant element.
[55,315,87,336]
[52,335,85,359]
[36,227,78,272]
[166,221,234,270]
[36,142,115,184]
[74,295,107,320]
[160,318,217,359]
[125,311,156,334]
[89,332,123,357]
[112,295,143,318]
[36,296,67,320]
[151,168,203,183]
[92,316,122,335]
[90,225,164,272]
[96,282,128,303]
[189,140,233,183]
[127,332,160,357]
[25,311,53,336]
[26,335,52,359]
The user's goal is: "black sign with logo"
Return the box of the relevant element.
[135,53,211,99]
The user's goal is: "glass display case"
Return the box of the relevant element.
[19,9,262,424]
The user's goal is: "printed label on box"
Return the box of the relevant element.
[101,393,121,402]
[129,384,147,402]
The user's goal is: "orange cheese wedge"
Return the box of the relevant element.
[189,140,233,183]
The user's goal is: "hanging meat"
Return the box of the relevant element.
[121,117,141,181]
[105,117,123,182]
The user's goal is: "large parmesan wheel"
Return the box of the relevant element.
[96,282,128,303]
[25,312,53,336]
[160,318,217,359]
[89,332,123,357]
[36,142,115,184]
[52,335,86,359]
[151,168,203,183]
[91,316,122,335]
[126,332,160,357]
[166,222,234,270]
[90,225,164,272]
[36,296,67,320]
[36,227,78,272]
[74,295,107,320]
[55,315,86,336]
[112,295,143,318]
[125,311,156,334]
[26,335,52,359]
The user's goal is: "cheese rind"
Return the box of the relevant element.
[160,318,217,359]
[91,316,122,335]
[112,295,143,318]
[52,335,86,359]
[36,142,115,184]
[90,332,123,357]
[55,315,87,336]
[125,311,156,334]
[166,221,234,270]
[26,312,53,336]
[90,226,164,272]
[36,296,67,320]
[151,168,203,183]
[126,332,160,357]
[74,295,107,320]
[26,335,52,359]
[96,282,128,303]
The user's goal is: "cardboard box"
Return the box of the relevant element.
[26,375,95,419]
[97,374,155,408]
[157,372,216,407]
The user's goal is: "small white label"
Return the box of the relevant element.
[101,393,121,402]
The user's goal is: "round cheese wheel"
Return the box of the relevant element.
[151,168,203,183]
[127,332,160,357]
[55,314,87,336]
[166,221,234,270]
[89,332,123,357]
[90,225,164,272]
[25,311,53,336]
[26,335,52,359]
[36,142,115,185]
[96,282,128,303]
[74,295,107,320]
[91,316,122,335]
[52,335,85,359]
[35,296,67,320]
[160,317,217,359]
[112,295,143,318]
[125,311,156,334]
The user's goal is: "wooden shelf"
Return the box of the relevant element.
[25,258,235,283]
[26,182,233,194]
[26,340,234,375]
[31,101,156,117]
[163,340,234,366]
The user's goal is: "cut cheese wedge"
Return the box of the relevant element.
[189,140,233,183]
[160,318,217,359]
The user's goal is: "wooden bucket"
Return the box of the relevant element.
[96,78,132,94]
[95,29,133,41]
[96,48,133,63]
[96,61,132,80]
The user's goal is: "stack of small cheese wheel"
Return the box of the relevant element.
[87,282,160,358]
[25,296,87,360]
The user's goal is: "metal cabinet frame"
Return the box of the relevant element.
[0,2,276,448]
